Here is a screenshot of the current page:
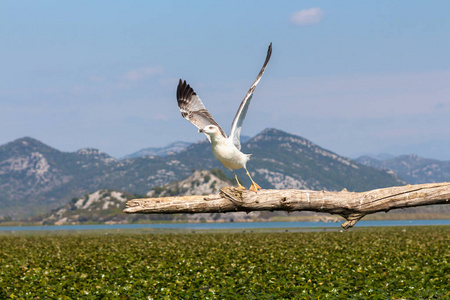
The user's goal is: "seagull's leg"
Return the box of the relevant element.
[245,168,261,193]
[233,172,246,190]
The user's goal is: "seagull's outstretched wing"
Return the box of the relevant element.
[177,79,227,141]
[229,43,272,150]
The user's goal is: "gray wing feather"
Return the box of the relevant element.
[229,43,272,150]
[176,79,227,140]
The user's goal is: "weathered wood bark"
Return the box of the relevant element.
[124,182,450,229]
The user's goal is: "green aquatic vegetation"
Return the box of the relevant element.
[0,226,449,299]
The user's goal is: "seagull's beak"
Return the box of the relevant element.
[198,129,204,133]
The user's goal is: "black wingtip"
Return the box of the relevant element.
[177,79,196,101]
[177,79,187,100]
[261,43,272,67]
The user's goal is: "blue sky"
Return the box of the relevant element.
[1,1,449,160]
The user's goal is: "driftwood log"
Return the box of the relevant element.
[124,182,450,229]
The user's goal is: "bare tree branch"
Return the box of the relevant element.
[124,182,450,229]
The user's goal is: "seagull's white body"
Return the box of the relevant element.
[209,130,250,171]
[176,43,272,192]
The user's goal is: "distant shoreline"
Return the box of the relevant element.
[1,219,450,235]
[1,212,449,228]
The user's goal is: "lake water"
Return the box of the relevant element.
[1,219,449,232]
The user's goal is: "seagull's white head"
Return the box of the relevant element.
[198,125,221,137]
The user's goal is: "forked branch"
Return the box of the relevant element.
[124,182,450,229]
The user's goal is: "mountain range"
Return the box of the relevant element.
[355,154,450,184]
[1,128,447,219]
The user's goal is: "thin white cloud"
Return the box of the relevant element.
[123,66,164,82]
[290,8,324,26]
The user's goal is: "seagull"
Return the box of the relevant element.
[176,43,272,193]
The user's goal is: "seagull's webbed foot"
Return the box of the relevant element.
[250,182,261,193]
[245,169,261,193]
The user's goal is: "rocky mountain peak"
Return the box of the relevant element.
[0,137,58,159]
[0,137,59,181]
[249,128,312,147]
[76,148,117,164]
[147,169,233,198]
